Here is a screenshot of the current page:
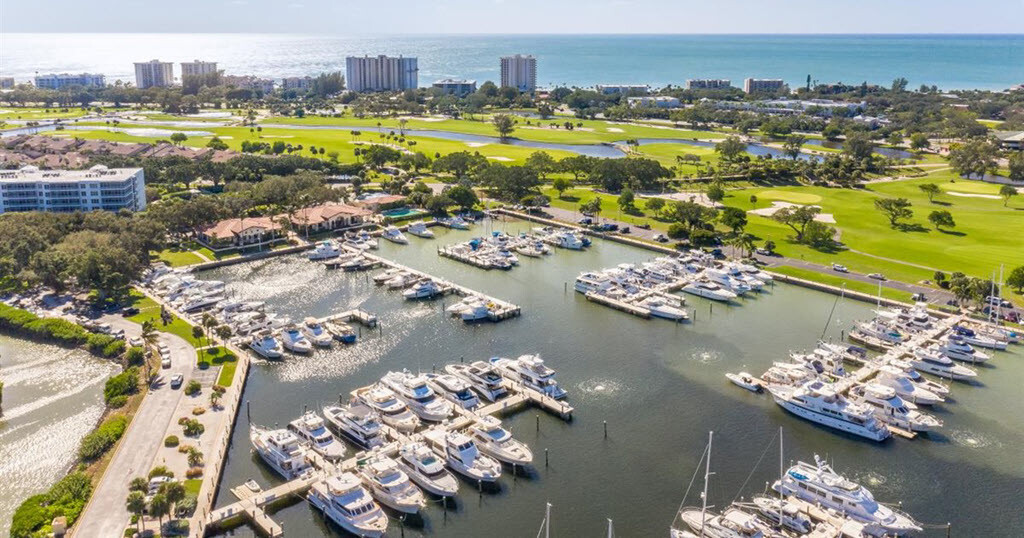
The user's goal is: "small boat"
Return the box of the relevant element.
[444,216,471,230]
[307,473,388,538]
[385,272,417,289]
[244,479,260,493]
[303,317,334,348]
[280,324,313,354]
[373,268,402,284]
[382,225,408,244]
[726,372,762,392]
[406,221,435,238]
[325,320,357,344]
[248,330,283,359]
[467,417,533,466]
[681,280,737,302]
[952,325,1007,350]
[397,442,459,497]
[308,240,342,260]
[403,280,440,300]
[637,295,688,321]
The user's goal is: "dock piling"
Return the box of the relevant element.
[246,400,250,422]
[536,414,540,432]
[545,448,549,467]
[603,420,607,439]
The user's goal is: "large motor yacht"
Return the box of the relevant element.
[490,354,568,400]
[403,280,440,300]
[406,221,435,238]
[774,456,921,535]
[704,268,753,295]
[323,403,385,449]
[467,417,533,465]
[308,240,342,260]
[425,373,481,410]
[358,457,426,514]
[769,381,891,442]
[355,385,421,433]
[307,473,388,538]
[910,346,977,381]
[381,225,409,244]
[848,383,942,432]
[574,272,615,294]
[248,330,283,359]
[637,295,689,321]
[381,371,454,422]
[856,320,906,345]
[302,317,334,348]
[446,361,507,402]
[873,364,944,405]
[397,442,459,497]
[249,425,312,480]
[288,411,347,461]
[952,325,1007,350]
[681,280,738,302]
[280,324,313,354]
[438,432,502,482]
[939,335,990,363]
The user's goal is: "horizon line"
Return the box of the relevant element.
[3,31,1023,36]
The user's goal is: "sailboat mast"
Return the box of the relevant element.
[778,426,784,530]
[699,430,713,538]
[607,518,613,538]
[545,502,551,538]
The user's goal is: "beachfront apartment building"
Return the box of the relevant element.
[686,79,731,90]
[34,73,106,90]
[432,79,477,96]
[500,54,537,92]
[743,78,786,94]
[281,76,313,90]
[134,60,174,89]
[223,75,275,94]
[346,55,418,92]
[0,165,146,214]
[595,84,650,95]
[180,60,219,78]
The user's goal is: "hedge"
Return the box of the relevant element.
[0,304,124,358]
[78,415,128,461]
[10,472,92,538]
[103,367,138,404]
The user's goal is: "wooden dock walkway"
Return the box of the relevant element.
[319,308,378,328]
[204,377,569,535]
[344,245,521,322]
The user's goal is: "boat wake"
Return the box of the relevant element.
[687,348,722,365]
[946,427,1001,449]
[574,378,625,398]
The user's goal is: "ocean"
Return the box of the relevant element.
[1,33,1021,91]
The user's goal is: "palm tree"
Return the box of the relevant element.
[126,491,147,534]
[141,320,159,382]
[398,118,408,137]
[201,313,217,347]
[161,481,186,519]
[187,447,204,468]
[149,493,169,531]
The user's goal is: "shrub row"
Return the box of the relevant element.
[78,415,128,462]
[10,472,92,538]
[0,304,124,358]
[103,367,139,404]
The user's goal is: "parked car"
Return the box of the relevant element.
[122,307,140,316]
[755,248,771,256]
[637,223,651,230]
[653,234,668,243]
[170,373,184,389]
[986,296,1013,308]
[578,217,593,225]
[867,273,886,280]
[832,263,848,273]
[161,357,172,369]
[128,336,143,347]
[620,226,630,234]
[911,293,927,302]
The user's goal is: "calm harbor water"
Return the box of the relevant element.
[0,336,119,536]
[2,34,1021,90]
[202,220,1024,537]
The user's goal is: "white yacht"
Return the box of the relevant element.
[750,496,813,535]
[397,442,459,497]
[939,335,990,363]
[490,354,568,400]
[774,456,921,535]
[704,268,752,295]
[357,230,379,249]
[790,348,846,379]
[280,324,313,354]
[856,320,906,345]
[403,280,440,300]
[373,268,402,284]
[574,272,614,294]
[442,216,471,230]
[467,417,533,466]
[308,473,389,538]
[769,381,891,442]
[637,295,689,320]
[446,361,507,402]
[288,411,347,461]
[849,383,942,432]
[358,457,426,514]
[325,320,357,344]
[425,373,481,410]
[873,365,943,405]
[726,372,762,393]
[249,425,312,480]
[308,240,342,260]
[302,318,334,348]
[406,221,435,238]
[885,357,951,396]
[382,225,408,244]
[678,506,773,538]
[248,330,283,359]
[951,325,1006,350]
[385,272,417,289]
[355,385,421,433]
[323,403,385,449]
[761,362,816,386]
[681,280,737,302]
[551,231,585,250]
[381,371,453,422]
[910,346,977,381]
[438,432,502,482]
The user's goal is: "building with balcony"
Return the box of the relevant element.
[0,165,146,214]
[346,55,418,92]
[34,73,106,89]
[134,60,174,88]
[432,79,477,96]
[500,54,537,92]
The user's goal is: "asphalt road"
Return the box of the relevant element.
[72,317,197,538]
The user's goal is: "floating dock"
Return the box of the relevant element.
[204,377,571,536]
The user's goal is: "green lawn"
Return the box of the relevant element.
[127,295,204,348]
[155,248,205,267]
[183,478,202,497]
[197,345,239,386]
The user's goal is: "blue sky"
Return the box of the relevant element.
[3,0,1023,33]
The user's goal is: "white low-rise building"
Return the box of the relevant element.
[627,96,681,109]
[0,165,146,214]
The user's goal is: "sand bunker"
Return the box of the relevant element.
[487,156,513,161]
[748,201,836,223]
[947,191,1002,199]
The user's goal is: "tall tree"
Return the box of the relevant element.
[949,138,997,179]
[714,136,746,162]
[874,197,914,227]
[492,114,516,140]
[999,185,1018,207]
[918,183,941,202]
[928,210,955,230]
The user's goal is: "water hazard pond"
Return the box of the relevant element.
[202,219,1024,537]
